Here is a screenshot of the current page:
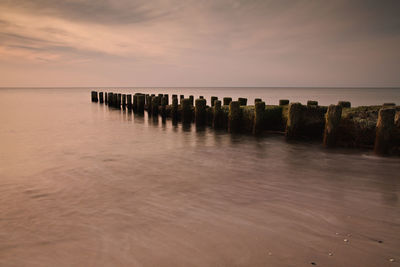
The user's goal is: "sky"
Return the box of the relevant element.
[0,0,399,87]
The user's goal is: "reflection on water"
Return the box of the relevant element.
[0,88,399,266]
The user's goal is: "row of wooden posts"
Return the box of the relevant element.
[91,91,397,155]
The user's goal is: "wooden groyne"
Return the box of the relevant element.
[91,91,400,156]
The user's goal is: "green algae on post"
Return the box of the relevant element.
[286,102,303,138]
[228,101,241,133]
[223,97,232,106]
[195,98,207,126]
[253,101,265,135]
[211,96,218,107]
[238,98,247,106]
[279,99,289,106]
[181,98,193,124]
[323,105,342,147]
[374,107,396,155]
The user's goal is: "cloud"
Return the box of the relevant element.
[0,0,399,86]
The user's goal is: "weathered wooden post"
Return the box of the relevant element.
[91,91,98,102]
[122,94,126,110]
[146,95,152,115]
[189,95,194,106]
[211,96,218,107]
[383,103,396,106]
[180,95,184,103]
[127,94,132,110]
[172,94,177,100]
[99,92,104,103]
[338,101,351,108]
[105,92,108,104]
[199,96,204,99]
[223,97,232,106]
[113,94,118,108]
[253,101,265,134]
[228,101,241,133]
[164,94,169,105]
[238,98,247,106]
[171,96,178,122]
[374,108,395,155]
[254,98,262,104]
[117,93,122,109]
[137,95,145,113]
[181,98,192,124]
[286,103,303,138]
[160,95,167,119]
[307,100,318,106]
[323,105,342,147]
[133,94,138,112]
[212,100,223,128]
[151,96,159,116]
[108,92,113,106]
[195,99,207,126]
[279,99,289,106]
[158,94,163,102]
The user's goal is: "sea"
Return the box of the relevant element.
[0,87,399,266]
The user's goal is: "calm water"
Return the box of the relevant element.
[0,88,399,267]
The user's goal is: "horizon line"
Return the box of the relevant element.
[1,86,399,89]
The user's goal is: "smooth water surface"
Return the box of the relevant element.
[0,88,399,266]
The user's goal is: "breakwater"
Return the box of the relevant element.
[91,91,400,156]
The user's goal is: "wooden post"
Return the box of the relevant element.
[307,100,318,106]
[338,101,351,108]
[91,91,98,102]
[113,94,118,108]
[374,108,395,155]
[161,95,167,119]
[127,94,132,110]
[253,101,265,134]
[323,105,342,147]
[133,94,138,112]
[99,92,104,103]
[122,94,126,110]
[279,99,289,106]
[189,95,194,106]
[108,92,113,106]
[383,103,396,106]
[181,98,192,124]
[105,92,108,105]
[199,96,204,99]
[164,94,169,105]
[195,98,207,126]
[212,100,223,128]
[146,95,152,114]
[254,98,262,104]
[137,95,145,113]
[117,93,122,109]
[286,103,303,138]
[238,98,247,106]
[151,96,159,116]
[180,95,184,103]
[171,96,178,122]
[223,97,232,106]
[211,96,218,107]
[228,101,241,133]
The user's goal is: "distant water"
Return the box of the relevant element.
[0,87,399,267]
